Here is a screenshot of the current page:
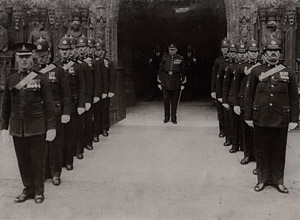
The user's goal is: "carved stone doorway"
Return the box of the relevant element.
[117,0,227,106]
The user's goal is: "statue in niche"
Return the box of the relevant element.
[239,16,250,43]
[0,6,8,53]
[262,19,281,47]
[67,17,82,39]
[28,21,51,46]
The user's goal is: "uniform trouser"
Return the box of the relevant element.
[93,101,101,137]
[99,98,110,131]
[84,106,93,146]
[254,126,288,185]
[48,117,64,178]
[163,88,180,117]
[64,112,84,165]
[13,134,47,195]
[241,110,255,159]
[224,106,231,142]
[216,100,225,134]
[229,106,241,149]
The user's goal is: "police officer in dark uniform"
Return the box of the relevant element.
[232,39,260,165]
[158,43,186,124]
[211,38,230,138]
[244,38,299,193]
[97,44,116,137]
[216,41,236,146]
[183,45,197,101]
[33,37,72,185]
[93,41,108,141]
[1,43,56,203]
[222,42,247,153]
[57,36,85,170]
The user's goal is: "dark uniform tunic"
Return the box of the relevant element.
[211,56,227,135]
[223,61,242,150]
[32,63,71,178]
[233,61,260,159]
[216,59,232,143]
[158,54,186,118]
[56,59,85,166]
[1,70,55,196]
[99,58,116,133]
[93,57,108,137]
[244,63,299,185]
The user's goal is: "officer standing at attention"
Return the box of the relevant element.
[33,37,72,186]
[232,39,260,165]
[1,43,56,203]
[244,38,299,193]
[211,38,230,138]
[158,43,186,124]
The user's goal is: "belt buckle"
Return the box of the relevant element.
[169,71,173,75]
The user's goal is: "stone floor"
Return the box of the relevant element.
[0,101,300,220]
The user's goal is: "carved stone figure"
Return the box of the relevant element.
[27,21,51,46]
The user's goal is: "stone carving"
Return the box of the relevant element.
[239,16,250,43]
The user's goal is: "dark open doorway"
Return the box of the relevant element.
[118,0,226,104]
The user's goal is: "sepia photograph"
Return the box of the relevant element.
[0,0,300,219]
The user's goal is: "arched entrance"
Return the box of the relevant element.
[117,0,227,105]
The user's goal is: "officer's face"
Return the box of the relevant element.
[169,48,177,55]
[69,48,77,58]
[36,52,50,65]
[247,51,258,60]
[59,48,70,59]
[78,46,87,55]
[229,51,236,59]
[237,52,247,61]
[16,54,33,71]
[88,47,95,56]
[221,47,228,56]
[265,49,280,60]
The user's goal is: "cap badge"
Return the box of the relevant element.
[271,40,276,45]
[63,40,67,44]
[37,45,42,50]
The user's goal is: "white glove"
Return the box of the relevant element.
[217,98,223,103]
[222,103,230,109]
[233,106,241,115]
[46,129,56,142]
[93,97,100,103]
[149,58,153,63]
[193,58,197,63]
[288,122,298,131]
[102,93,108,99]
[85,103,91,111]
[1,129,10,143]
[211,92,216,99]
[158,84,162,90]
[61,115,70,124]
[245,120,254,128]
[77,107,85,115]
[182,77,187,84]
[157,75,161,83]
[108,92,115,98]
[180,85,185,90]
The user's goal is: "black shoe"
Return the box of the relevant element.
[223,141,231,146]
[93,136,99,142]
[171,116,177,124]
[240,157,250,165]
[163,116,170,123]
[76,153,83,159]
[14,193,34,203]
[254,183,265,192]
[66,164,73,170]
[34,194,44,204]
[252,168,257,175]
[85,145,93,150]
[229,147,238,153]
[103,130,109,137]
[52,176,61,186]
[219,132,225,138]
[275,184,289,194]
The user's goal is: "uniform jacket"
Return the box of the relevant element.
[244,63,299,128]
[93,57,108,97]
[56,59,85,113]
[158,54,186,90]
[79,57,93,103]
[1,70,56,137]
[211,56,226,93]
[232,61,260,109]
[222,61,240,105]
[32,63,72,117]
[102,58,117,94]
[215,59,231,99]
